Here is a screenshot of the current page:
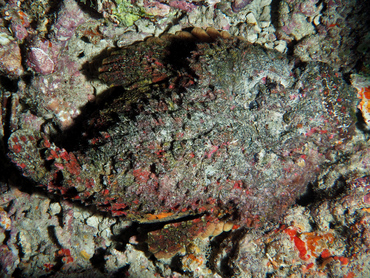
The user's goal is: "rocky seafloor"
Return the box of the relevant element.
[1,0,370,277]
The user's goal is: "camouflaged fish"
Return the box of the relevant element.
[8,29,357,229]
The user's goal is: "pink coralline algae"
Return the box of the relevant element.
[232,0,252,12]
[20,0,94,128]
[297,0,320,17]
[2,4,31,42]
[22,54,94,129]
[52,0,87,42]
[26,40,59,75]
[8,37,357,227]
[169,1,197,12]
[26,0,87,75]
[277,0,321,42]
[142,1,171,17]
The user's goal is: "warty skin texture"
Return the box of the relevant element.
[8,38,357,226]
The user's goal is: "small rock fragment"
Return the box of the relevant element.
[86,215,101,229]
[49,202,61,215]
[274,40,287,53]
[232,0,252,12]
[0,210,11,230]
[0,31,23,78]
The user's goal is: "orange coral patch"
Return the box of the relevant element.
[363,86,370,99]
[146,212,174,221]
[344,271,355,278]
[321,249,331,259]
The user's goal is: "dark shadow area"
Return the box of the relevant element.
[90,247,107,272]
[111,265,130,278]
[296,176,348,207]
[207,227,246,277]
[162,29,198,73]
[111,212,205,252]
[0,77,18,148]
[296,182,316,207]
[355,108,370,134]
[0,76,18,92]
[75,0,104,19]
[270,0,281,31]
[169,254,185,275]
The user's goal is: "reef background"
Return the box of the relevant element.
[1,0,370,277]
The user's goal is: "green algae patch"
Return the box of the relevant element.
[112,0,145,27]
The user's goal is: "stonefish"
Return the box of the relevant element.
[8,32,356,228]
